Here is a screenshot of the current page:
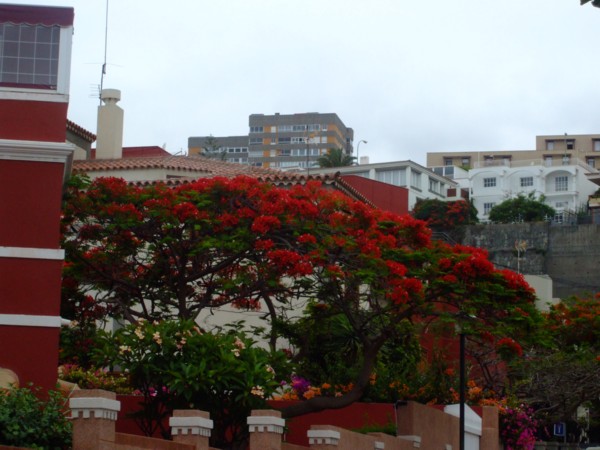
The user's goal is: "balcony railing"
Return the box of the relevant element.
[472,157,597,172]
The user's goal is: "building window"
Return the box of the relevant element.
[278,125,293,132]
[291,137,306,144]
[587,158,595,168]
[562,155,570,165]
[566,139,574,150]
[410,171,422,189]
[520,176,533,187]
[249,126,263,133]
[376,169,406,186]
[546,140,555,151]
[461,157,470,168]
[429,178,439,193]
[249,138,262,145]
[545,156,553,167]
[483,177,496,188]
[484,202,496,215]
[594,140,600,152]
[0,22,61,89]
[278,137,291,144]
[444,158,453,166]
[555,175,568,192]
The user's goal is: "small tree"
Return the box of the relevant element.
[412,199,478,229]
[488,193,555,223]
[200,135,226,160]
[317,148,355,167]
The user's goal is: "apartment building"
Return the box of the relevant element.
[427,133,600,170]
[188,112,354,169]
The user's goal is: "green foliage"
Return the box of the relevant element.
[93,319,292,448]
[0,385,72,449]
[412,199,478,229]
[317,147,356,167]
[488,193,555,223]
[352,418,397,436]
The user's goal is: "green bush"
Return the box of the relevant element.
[0,384,72,449]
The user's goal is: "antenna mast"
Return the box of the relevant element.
[99,0,109,104]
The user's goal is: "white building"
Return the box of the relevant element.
[460,158,599,221]
[306,160,465,211]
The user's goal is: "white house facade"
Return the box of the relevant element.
[465,158,598,221]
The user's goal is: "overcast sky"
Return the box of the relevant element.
[8,0,600,164]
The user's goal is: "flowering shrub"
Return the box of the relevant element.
[58,364,133,394]
[499,404,538,450]
[93,319,291,448]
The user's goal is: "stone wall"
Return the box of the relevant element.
[455,223,600,299]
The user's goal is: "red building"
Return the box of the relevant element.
[0,4,75,390]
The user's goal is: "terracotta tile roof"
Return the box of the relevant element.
[72,156,372,205]
[72,155,284,178]
[66,119,96,143]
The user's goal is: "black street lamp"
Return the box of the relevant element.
[459,327,466,450]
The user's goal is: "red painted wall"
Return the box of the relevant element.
[0,100,67,142]
[0,327,59,391]
[269,401,394,447]
[341,175,410,216]
[0,259,63,315]
[0,160,64,248]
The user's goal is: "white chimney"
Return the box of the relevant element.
[95,89,123,159]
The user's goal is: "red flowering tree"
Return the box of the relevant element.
[61,175,540,418]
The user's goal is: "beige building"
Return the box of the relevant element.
[427,133,600,171]
[189,112,354,169]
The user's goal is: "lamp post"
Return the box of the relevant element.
[459,327,466,450]
[356,139,367,165]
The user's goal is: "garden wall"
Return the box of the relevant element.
[70,390,500,450]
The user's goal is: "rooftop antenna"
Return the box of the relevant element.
[99,0,109,105]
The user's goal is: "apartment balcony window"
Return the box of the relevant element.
[566,139,575,150]
[249,138,262,145]
[545,156,553,167]
[555,176,568,192]
[520,176,533,187]
[483,177,496,188]
[444,158,453,166]
[594,140,600,152]
[461,157,470,168]
[587,158,595,168]
[546,140,555,151]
